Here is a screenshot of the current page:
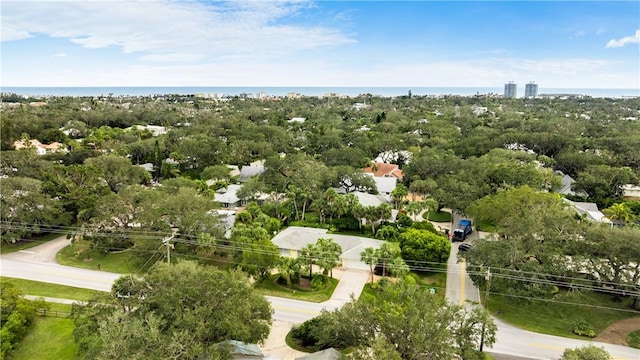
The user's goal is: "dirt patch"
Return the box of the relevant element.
[594,317,640,346]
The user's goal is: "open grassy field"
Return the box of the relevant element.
[56,244,137,274]
[10,317,79,360]
[1,277,104,301]
[487,290,639,339]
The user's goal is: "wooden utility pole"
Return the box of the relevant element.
[163,234,175,265]
[480,267,492,352]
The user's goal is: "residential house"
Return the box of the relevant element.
[207,209,236,238]
[622,184,640,200]
[214,184,242,208]
[220,340,264,360]
[374,150,412,164]
[367,175,397,196]
[555,171,588,198]
[271,226,384,271]
[363,162,404,179]
[240,161,265,182]
[288,117,306,124]
[296,348,342,360]
[13,139,66,155]
[563,198,611,224]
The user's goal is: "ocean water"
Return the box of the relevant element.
[1,86,638,98]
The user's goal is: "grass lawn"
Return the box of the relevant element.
[359,269,447,302]
[426,211,452,223]
[254,274,338,302]
[0,232,65,255]
[474,220,497,233]
[56,244,136,274]
[486,290,638,339]
[628,330,640,349]
[1,277,104,301]
[10,317,79,360]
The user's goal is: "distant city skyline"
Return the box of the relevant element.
[1,1,639,88]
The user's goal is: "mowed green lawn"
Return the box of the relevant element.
[487,290,638,339]
[1,277,104,301]
[254,274,338,303]
[56,244,136,274]
[10,317,79,360]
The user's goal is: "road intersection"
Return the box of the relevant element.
[1,235,638,359]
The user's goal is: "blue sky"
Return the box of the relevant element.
[1,1,639,88]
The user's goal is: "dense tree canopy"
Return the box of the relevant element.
[72,260,272,360]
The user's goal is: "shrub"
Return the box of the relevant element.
[396,213,414,228]
[410,221,439,235]
[310,275,327,290]
[332,215,360,231]
[572,318,596,338]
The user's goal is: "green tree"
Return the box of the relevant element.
[360,247,378,284]
[85,154,149,193]
[560,344,613,360]
[573,165,637,201]
[72,261,272,359]
[388,257,410,278]
[603,203,635,225]
[376,242,401,277]
[399,228,451,265]
[315,237,343,278]
[404,201,424,221]
[294,281,496,360]
[0,177,67,244]
[1,282,47,358]
[391,183,408,209]
[277,257,302,287]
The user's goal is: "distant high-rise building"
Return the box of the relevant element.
[525,82,538,98]
[504,82,517,98]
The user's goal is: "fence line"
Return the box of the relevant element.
[36,309,71,318]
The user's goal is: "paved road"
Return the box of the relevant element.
[3,235,640,360]
[444,213,640,360]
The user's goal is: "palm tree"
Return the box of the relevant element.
[351,203,367,231]
[422,198,439,221]
[388,257,410,278]
[376,242,401,277]
[603,203,635,226]
[277,257,300,287]
[300,243,318,279]
[360,247,378,284]
[331,195,349,221]
[404,201,424,221]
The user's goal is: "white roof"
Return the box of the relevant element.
[366,174,397,194]
[563,198,611,223]
[240,165,265,181]
[214,184,241,205]
[350,191,391,207]
[271,227,384,268]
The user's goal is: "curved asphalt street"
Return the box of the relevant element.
[443,213,640,360]
[1,235,639,360]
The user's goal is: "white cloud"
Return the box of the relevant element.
[1,1,354,60]
[606,30,640,48]
[574,30,586,37]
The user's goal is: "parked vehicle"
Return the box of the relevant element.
[458,243,473,252]
[452,219,473,242]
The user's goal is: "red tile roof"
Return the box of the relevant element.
[363,162,404,178]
